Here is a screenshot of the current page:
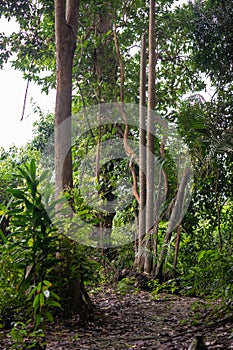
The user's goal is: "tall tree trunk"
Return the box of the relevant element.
[152,136,169,266]
[54,0,91,320]
[136,34,147,271]
[94,4,117,242]
[214,174,223,250]
[54,0,78,196]
[144,0,156,273]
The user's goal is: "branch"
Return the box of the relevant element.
[130,158,140,204]
[20,77,30,121]
[113,17,124,103]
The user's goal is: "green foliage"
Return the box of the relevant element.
[55,237,104,288]
[189,0,233,84]
[148,278,180,297]
[0,159,60,334]
[177,199,233,302]
[28,280,61,330]
[9,322,28,350]
[0,0,56,90]
[0,146,40,205]
[0,157,104,330]
[9,321,46,350]
[108,244,135,271]
[30,109,54,153]
[6,159,59,286]
[0,243,26,328]
[117,277,138,295]
[181,248,233,300]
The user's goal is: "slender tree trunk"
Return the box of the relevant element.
[153,136,168,263]
[54,0,91,320]
[137,34,147,271]
[217,204,222,250]
[54,0,78,196]
[155,166,191,280]
[173,223,181,271]
[94,4,117,242]
[144,0,156,273]
[114,15,141,231]
[215,175,223,250]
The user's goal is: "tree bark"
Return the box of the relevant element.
[54,0,91,320]
[144,0,156,273]
[94,4,117,242]
[137,34,147,271]
[173,223,181,271]
[54,0,78,197]
[93,4,117,102]
[155,166,191,280]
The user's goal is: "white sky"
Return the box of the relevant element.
[0,63,55,149]
[0,18,56,150]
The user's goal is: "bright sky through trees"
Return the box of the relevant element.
[0,0,188,150]
[0,62,55,149]
[0,17,55,150]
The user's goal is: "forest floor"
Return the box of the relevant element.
[1,288,232,349]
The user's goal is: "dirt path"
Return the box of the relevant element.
[1,289,232,349]
[45,289,232,350]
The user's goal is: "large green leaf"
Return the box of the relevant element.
[7,188,26,200]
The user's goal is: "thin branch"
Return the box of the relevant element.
[113,18,124,103]
[20,77,30,121]
[130,158,140,204]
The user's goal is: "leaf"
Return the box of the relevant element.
[6,208,23,215]
[46,300,61,308]
[30,159,37,180]
[43,280,52,288]
[18,166,32,184]
[50,291,61,300]
[25,264,33,279]
[27,286,37,299]
[35,314,41,329]
[0,228,7,244]
[37,282,42,293]
[197,250,206,262]
[44,310,54,322]
[7,189,25,200]
[24,198,34,210]
[40,292,45,306]
[33,294,40,310]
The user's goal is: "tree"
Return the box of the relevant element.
[0,0,92,320]
[144,0,156,273]
[54,0,92,319]
[54,0,78,196]
[137,34,147,271]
